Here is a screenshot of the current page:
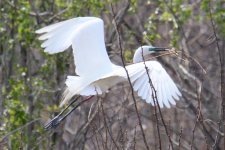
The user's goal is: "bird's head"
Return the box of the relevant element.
[133,45,170,63]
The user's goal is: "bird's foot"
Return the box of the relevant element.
[44,116,61,130]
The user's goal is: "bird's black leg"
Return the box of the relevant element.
[44,96,93,130]
[58,96,94,123]
[44,96,81,130]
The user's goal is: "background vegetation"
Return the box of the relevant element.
[0,0,225,149]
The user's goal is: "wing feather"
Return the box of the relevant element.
[124,61,181,108]
[36,18,74,34]
[130,70,145,82]
[36,17,113,77]
[167,77,177,105]
[36,17,93,53]
[138,76,148,99]
[142,81,149,100]
[158,75,165,107]
[154,72,164,108]
[162,78,170,108]
[133,74,146,91]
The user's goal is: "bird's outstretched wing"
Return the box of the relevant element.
[124,61,181,108]
[36,17,113,77]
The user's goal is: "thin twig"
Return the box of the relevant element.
[178,127,183,150]
[191,73,203,149]
[133,125,137,150]
[110,2,150,150]
[0,118,41,143]
[209,1,224,149]
[143,57,174,150]
[139,37,174,149]
[175,50,206,74]
[139,43,162,150]
[153,105,162,149]
[100,98,120,150]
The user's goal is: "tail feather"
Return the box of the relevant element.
[60,76,102,107]
[60,76,85,107]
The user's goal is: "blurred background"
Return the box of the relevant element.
[0,0,225,149]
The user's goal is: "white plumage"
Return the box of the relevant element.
[36,17,181,108]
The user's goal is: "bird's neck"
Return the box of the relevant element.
[133,48,151,63]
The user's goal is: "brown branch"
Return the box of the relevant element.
[133,125,137,150]
[138,38,174,149]
[162,0,190,58]
[138,45,163,149]
[191,69,204,149]
[100,98,120,149]
[209,1,225,149]
[107,1,131,45]
[110,2,150,150]
[0,118,41,143]
[146,67,174,150]
[161,4,220,147]
[178,127,183,150]
[153,106,162,149]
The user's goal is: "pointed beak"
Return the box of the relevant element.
[154,47,170,51]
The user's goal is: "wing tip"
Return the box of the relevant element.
[60,87,73,107]
[35,28,46,34]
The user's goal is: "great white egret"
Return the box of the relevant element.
[36,17,181,128]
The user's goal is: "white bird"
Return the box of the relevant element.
[36,17,181,109]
